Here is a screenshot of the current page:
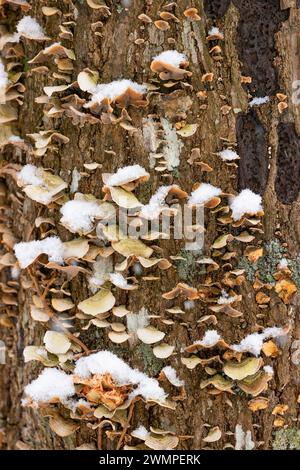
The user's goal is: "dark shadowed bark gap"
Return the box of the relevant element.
[203,0,231,19]
[275,122,300,203]
[233,0,289,96]
[204,1,288,96]
[236,110,268,195]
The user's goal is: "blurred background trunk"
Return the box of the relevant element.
[0,0,299,450]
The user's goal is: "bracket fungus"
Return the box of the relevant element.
[17,164,67,205]
[151,50,192,81]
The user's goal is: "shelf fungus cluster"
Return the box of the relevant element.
[0,0,297,451]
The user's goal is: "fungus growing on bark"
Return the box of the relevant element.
[16,16,49,41]
[84,79,147,113]
[229,189,263,221]
[17,164,67,205]
[150,50,192,80]
[14,236,64,268]
[184,8,201,21]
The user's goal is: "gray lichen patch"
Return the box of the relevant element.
[239,239,285,283]
[239,239,300,289]
[135,344,163,377]
[175,249,204,283]
[273,428,300,450]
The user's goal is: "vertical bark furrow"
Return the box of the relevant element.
[203,0,231,19]
[236,110,269,195]
[275,122,300,203]
[233,0,289,96]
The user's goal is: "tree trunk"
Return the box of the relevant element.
[0,0,299,451]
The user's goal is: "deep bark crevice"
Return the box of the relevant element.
[275,122,300,203]
[237,110,269,195]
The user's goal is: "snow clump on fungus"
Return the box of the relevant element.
[60,199,104,234]
[188,183,222,205]
[24,368,75,404]
[16,16,47,40]
[219,149,240,161]
[74,350,167,402]
[229,189,263,221]
[232,327,287,356]
[85,79,147,110]
[150,50,192,80]
[193,330,221,347]
[14,236,64,268]
[104,164,149,188]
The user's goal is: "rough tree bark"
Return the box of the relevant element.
[0,0,299,451]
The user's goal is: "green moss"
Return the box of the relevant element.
[175,249,203,283]
[135,344,163,376]
[273,428,300,450]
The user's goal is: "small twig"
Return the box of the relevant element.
[27,267,90,355]
[41,273,57,301]
[116,398,136,450]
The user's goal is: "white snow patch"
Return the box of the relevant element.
[14,236,64,269]
[161,366,184,387]
[208,27,223,38]
[24,368,75,404]
[106,164,149,187]
[18,164,43,186]
[132,425,149,440]
[152,50,187,68]
[140,185,171,220]
[17,16,46,39]
[60,199,102,233]
[229,189,263,221]
[219,149,239,161]
[249,96,269,107]
[74,350,167,402]
[194,330,221,347]
[188,183,222,205]
[85,79,146,107]
[263,365,274,375]
[217,290,237,305]
[232,327,286,356]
